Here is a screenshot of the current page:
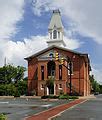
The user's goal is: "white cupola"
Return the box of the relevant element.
[47,10,66,47]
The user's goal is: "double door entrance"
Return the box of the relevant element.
[47,61,56,95]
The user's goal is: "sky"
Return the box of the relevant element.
[0,0,102,84]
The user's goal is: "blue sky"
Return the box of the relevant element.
[0,0,102,83]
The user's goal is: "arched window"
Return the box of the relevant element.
[50,32,52,39]
[53,30,57,39]
[58,31,60,39]
[47,61,55,77]
[41,66,44,80]
[59,65,62,80]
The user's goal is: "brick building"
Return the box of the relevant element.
[25,10,91,96]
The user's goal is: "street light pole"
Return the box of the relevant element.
[55,52,74,96]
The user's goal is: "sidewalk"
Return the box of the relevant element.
[79,94,96,99]
[25,99,86,120]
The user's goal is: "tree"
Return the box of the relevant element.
[0,64,27,96]
[14,66,26,83]
[99,85,102,93]
[45,77,54,95]
[0,64,26,84]
[15,80,27,95]
[90,75,100,93]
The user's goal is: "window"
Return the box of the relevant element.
[41,84,44,90]
[41,66,44,80]
[50,32,52,39]
[53,30,57,39]
[59,65,62,80]
[58,31,60,39]
[59,84,62,89]
[68,62,73,75]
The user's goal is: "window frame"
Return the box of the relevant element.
[53,30,57,39]
[59,65,62,80]
[41,66,44,80]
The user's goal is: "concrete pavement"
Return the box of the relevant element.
[25,99,86,120]
[25,94,96,120]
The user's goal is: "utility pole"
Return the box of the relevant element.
[4,57,7,66]
[4,57,7,84]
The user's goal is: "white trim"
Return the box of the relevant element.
[41,84,44,90]
[59,84,62,89]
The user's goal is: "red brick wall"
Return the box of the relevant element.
[27,48,90,96]
[27,58,38,95]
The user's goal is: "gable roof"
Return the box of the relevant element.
[24,45,89,61]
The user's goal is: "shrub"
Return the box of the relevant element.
[69,96,79,99]
[14,91,20,97]
[59,94,69,99]
[41,95,48,99]
[41,95,59,99]
[30,90,36,96]
[59,90,64,95]
[0,114,7,120]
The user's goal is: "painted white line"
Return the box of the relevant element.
[0,101,9,104]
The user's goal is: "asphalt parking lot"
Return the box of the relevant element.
[0,97,69,120]
[52,94,102,120]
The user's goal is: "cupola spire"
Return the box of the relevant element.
[47,10,66,47]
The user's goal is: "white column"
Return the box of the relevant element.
[47,87,49,95]
[54,83,56,95]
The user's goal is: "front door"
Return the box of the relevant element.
[47,61,55,95]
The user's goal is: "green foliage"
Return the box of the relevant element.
[0,64,26,84]
[99,85,102,94]
[90,75,100,93]
[5,84,17,96]
[14,90,20,97]
[41,95,78,100]
[59,94,79,99]
[15,80,27,95]
[59,94,69,99]
[68,96,79,99]
[46,77,54,89]
[30,89,36,96]
[0,64,27,96]
[59,90,64,95]
[0,114,7,120]
[41,95,59,99]
[0,80,27,96]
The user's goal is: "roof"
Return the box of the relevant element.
[24,45,89,61]
[48,10,63,30]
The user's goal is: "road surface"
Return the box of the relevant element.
[52,94,102,120]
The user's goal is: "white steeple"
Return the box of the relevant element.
[47,10,66,47]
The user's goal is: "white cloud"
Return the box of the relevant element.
[32,0,102,44]
[0,0,81,67]
[64,36,83,50]
[32,0,50,16]
[91,67,102,84]
[1,0,102,84]
[0,0,24,39]
[31,0,102,83]
[0,36,47,66]
[0,35,81,66]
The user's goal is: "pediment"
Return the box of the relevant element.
[37,49,66,61]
